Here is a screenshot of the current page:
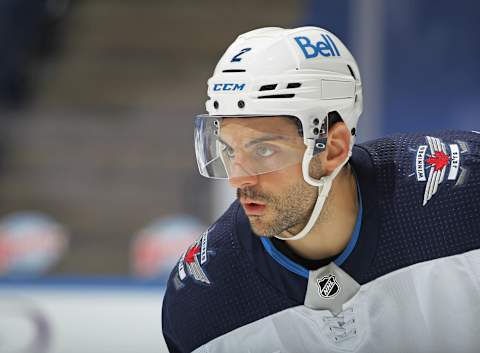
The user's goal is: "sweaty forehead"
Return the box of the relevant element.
[221,116,299,136]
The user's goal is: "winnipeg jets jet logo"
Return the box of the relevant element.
[412,136,468,206]
[177,226,215,285]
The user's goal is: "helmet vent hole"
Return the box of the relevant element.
[258,94,295,99]
[286,82,301,89]
[313,127,320,135]
[213,101,219,109]
[347,65,356,79]
[259,84,277,91]
[351,128,356,136]
[222,69,246,73]
[312,118,320,125]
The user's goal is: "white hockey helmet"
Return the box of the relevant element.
[194,26,363,240]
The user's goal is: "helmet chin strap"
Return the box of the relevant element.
[274,139,351,241]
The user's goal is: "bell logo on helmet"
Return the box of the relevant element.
[294,35,341,58]
[213,83,246,92]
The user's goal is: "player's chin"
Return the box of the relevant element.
[245,214,266,234]
[248,218,275,237]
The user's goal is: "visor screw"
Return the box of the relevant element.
[213,101,219,109]
[313,118,320,125]
[313,127,320,135]
[237,100,245,108]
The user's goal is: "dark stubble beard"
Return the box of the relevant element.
[237,180,318,237]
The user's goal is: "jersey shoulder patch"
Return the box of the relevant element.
[360,130,480,207]
[170,201,242,290]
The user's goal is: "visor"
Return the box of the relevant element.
[194,115,305,179]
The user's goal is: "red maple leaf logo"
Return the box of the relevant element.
[185,245,200,264]
[426,151,450,171]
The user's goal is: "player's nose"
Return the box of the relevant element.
[227,157,259,188]
[228,173,259,189]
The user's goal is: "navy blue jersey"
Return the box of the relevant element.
[162,131,480,353]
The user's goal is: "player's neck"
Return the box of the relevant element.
[284,165,359,261]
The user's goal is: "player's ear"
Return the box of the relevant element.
[322,121,351,175]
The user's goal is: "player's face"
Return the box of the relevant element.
[223,117,323,237]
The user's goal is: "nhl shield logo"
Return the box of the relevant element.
[316,274,341,299]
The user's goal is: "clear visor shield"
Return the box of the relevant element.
[194,115,306,179]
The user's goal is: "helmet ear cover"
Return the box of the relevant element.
[289,111,344,138]
[290,111,345,157]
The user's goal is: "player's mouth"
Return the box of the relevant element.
[241,199,266,216]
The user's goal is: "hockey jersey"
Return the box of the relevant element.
[162,131,480,353]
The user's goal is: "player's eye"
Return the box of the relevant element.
[223,145,235,158]
[255,144,275,158]
[227,147,235,158]
[218,141,235,159]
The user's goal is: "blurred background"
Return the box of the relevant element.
[0,0,478,352]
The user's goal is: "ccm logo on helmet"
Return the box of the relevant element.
[294,35,340,58]
[213,83,246,91]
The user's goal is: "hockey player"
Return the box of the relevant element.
[162,26,480,353]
